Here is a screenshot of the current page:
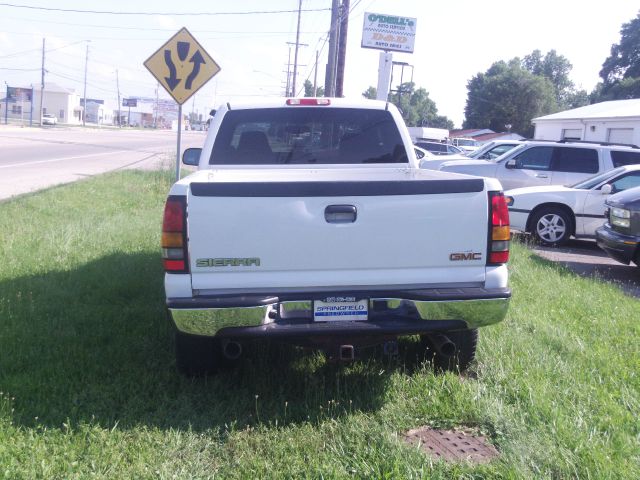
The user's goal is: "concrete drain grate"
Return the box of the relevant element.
[403,427,499,464]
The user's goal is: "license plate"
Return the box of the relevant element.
[313,297,368,322]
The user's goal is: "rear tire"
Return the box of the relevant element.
[175,331,221,376]
[530,207,572,246]
[421,329,478,372]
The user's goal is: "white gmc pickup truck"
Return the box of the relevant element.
[162,98,511,375]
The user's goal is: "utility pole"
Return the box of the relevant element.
[324,0,340,97]
[285,45,292,97]
[291,0,303,97]
[286,41,308,96]
[335,0,350,98]
[154,82,159,127]
[116,69,121,127]
[313,50,319,96]
[39,38,45,126]
[82,42,89,126]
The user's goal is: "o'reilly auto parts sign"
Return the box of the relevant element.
[361,12,417,53]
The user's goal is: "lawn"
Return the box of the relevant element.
[0,170,638,478]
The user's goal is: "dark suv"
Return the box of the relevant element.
[596,185,640,268]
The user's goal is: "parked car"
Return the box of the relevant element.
[434,140,640,191]
[505,165,640,246]
[415,141,465,156]
[41,114,57,125]
[596,185,640,268]
[414,146,469,166]
[468,140,523,160]
[451,137,480,153]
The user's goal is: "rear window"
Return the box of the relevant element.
[552,147,599,173]
[416,142,446,153]
[611,150,640,167]
[209,108,407,165]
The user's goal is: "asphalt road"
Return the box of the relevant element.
[0,125,205,200]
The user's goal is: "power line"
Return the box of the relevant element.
[0,3,330,16]
[1,14,326,34]
[0,39,87,59]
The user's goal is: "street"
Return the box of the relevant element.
[0,125,205,200]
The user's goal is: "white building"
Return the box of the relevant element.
[533,99,640,145]
[31,83,83,124]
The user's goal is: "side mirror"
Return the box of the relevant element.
[505,159,517,169]
[600,184,612,195]
[182,147,201,166]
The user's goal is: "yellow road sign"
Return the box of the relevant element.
[144,27,220,105]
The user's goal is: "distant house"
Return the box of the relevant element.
[533,99,640,145]
[32,83,82,124]
[449,128,525,144]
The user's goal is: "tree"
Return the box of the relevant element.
[597,11,640,100]
[363,83,453,129]
[522,49,588,109]
[362,86,377,99]
[303,79,324,97]
[464,59,557,136]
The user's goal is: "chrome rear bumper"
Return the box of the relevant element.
[168,287,510,337]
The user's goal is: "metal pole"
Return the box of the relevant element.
[176,104,182,181]
[83,42,89,126]
[4,85,8,125]
[29,86,33,126]
[39,38,45,126]
[116,69,121,127]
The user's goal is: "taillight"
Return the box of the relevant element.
[162,196,188,273]
[286,98,331,106]
[488,191,510,265]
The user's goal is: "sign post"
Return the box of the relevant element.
[144,27,221,180]
[361,13,417,101]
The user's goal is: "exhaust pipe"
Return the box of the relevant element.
[221,340,242,360]
[339,345,355,361]
[427,334,456,358]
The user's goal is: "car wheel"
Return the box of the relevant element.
[175,331,222,376]
[420,329,478,373]
[531,207,572,246]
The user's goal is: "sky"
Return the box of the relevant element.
[1,0,638,127]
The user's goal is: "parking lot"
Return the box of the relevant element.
[526,237,640,297]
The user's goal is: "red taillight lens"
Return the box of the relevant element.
[286,98,331,106]
[488,192,510,265]
[162,196,188,273]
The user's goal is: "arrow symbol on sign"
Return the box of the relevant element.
[177,41,190,62]
[164,50,181,91]
[185,50,206,90]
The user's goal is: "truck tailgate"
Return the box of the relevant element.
[186,169,490,291]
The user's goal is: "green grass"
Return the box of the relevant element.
[0,171,638,478]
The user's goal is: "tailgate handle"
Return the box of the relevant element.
[325,205,357,223]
